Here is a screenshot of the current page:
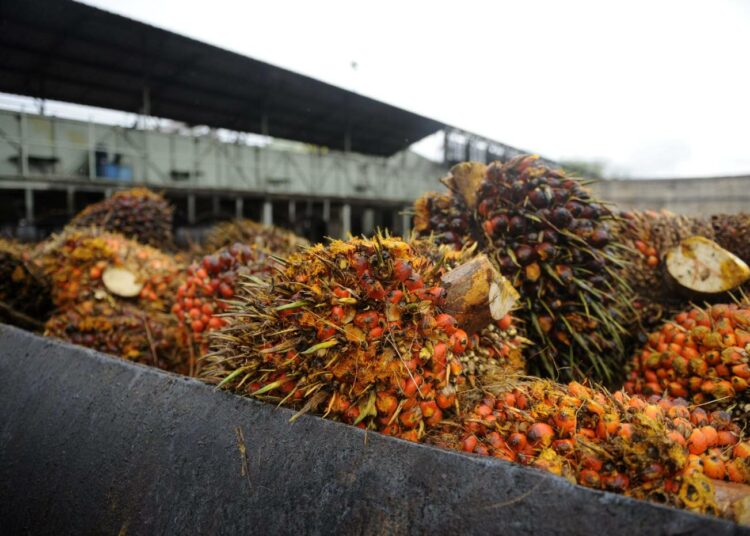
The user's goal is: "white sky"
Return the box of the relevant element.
[28,1,750,178]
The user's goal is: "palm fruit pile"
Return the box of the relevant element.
[173,242,278,369]
[429,378,725,515]
[625,303,750,425]
[32,227,182,314]
[416,155,631,385]
[203,219,309,258]
[413,192,476,250]
[68,188,174,249]
[45,299,184,372]
[712,213,750,265]
[204,235,491,442]
[0,238,52,329]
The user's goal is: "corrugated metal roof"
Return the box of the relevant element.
[0,0,445,156]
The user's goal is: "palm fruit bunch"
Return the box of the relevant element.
[614,210,716,332]
[429,378,721,516]
[44,299,184,372]
[472,155,632,384]
[204,219,309,258]
[413,192,476,250]
[0,238,52,329]
[173,242,278,366]
[204,234,491,442]
[68,187,174,249]
[32,227,182,314]
[624,303,750,425]
[712,213,750,265]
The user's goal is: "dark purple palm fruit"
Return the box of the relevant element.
[413,191,476,250]
[68,188,175,250]
[474,154,631,386]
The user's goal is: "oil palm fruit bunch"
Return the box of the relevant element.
[173,242,278,365]
[69,188,174,249]
[712,213,750,265]
[625,303,750,425]
[614,210,717,331]
[45,299,184,372]
[32,227,182,313]
[471,155,631,384]
[429,378,720,516]
[413,191,476,250]
[203,234,509,442]
[204,219,309,258]
[0,238,52,330]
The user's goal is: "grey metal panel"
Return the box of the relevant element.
[0,109,448,203]
[0,324,742,535]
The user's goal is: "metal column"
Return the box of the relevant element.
[19,113,29,177]
[235,198,244,219]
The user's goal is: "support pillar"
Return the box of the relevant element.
[341,203,351,238]
[187,194,196,225]
[362,208,375,236]
[66,187,75,216]
[402,209,412,238]
[235,197,244,219]
[24,189,34,225]
[262,200,273,226]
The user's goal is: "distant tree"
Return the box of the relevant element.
[560,160,606,180]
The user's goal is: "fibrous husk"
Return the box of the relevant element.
[31,227,183,313]
[203,219,309,258]
[204,234,514,442]
[665,236,750,296]
[0,238,52,329]
[68,187,174,249]
[102,267,144,298]
[44,299,185,372]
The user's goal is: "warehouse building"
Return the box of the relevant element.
[0,0,533,242]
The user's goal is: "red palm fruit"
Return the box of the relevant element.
[436,385,456,410]
[393,259,413,282]
[451,329,469,354]
[435,313,458,335]
[527,423,555,448]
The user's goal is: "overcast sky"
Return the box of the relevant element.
[62,1,750,177]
